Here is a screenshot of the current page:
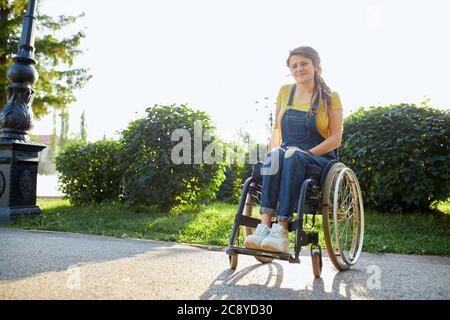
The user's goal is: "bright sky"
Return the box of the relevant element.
[31,0,450,143]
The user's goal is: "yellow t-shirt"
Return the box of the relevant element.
[276,84,343,141]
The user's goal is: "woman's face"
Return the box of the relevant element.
[289,55,316,84]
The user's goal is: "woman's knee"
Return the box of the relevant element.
[262,148,285,173]
[284,148,309,161]
[268,147,285,158]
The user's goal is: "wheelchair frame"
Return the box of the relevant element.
[226,160,364,278]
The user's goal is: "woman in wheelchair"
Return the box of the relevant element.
[244,46,344,254]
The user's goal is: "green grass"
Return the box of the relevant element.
[362,208,450,255]
[2,198,449,256]
[6,199,239,246]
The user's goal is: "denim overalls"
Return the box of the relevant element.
[259,84,336,222]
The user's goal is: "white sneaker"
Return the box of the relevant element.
[244,223,271,249]
[261,223,290,253]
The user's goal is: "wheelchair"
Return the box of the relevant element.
[226,158,365,278]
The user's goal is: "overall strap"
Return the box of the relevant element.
[310,91,321,113]
[287,84,296,107]
[288,83,321,113]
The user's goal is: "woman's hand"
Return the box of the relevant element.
[309,108,343,156]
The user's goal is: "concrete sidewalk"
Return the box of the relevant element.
[0,228,449,300]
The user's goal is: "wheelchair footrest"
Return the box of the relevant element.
[226,246,300,264]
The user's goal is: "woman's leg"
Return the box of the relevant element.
[278,151,333,223]
[244,149,284,249]
[260,148,298,252]
[259,148,285,224]
[277,150,312,224]
[261,151,332,253]
[244,148,285,249]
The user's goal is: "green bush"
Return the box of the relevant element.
[55,140,123,205]
[341,103,450,213]
[217,140,265,204]
[216,142,247,204]
[216,163,245,204]
[119,104,226,210]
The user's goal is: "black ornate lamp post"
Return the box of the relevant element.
[0,0,46,222]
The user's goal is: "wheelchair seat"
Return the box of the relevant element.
[252,159,339,188]
[305,164,322,183]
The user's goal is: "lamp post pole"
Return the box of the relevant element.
[0,0,46,222]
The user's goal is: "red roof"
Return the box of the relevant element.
[35,135,60,145]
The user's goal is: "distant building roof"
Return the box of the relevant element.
[34,135,60,146]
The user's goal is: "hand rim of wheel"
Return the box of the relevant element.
[332,167,364,266]
[322,163,364,271]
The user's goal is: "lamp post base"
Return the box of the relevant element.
[0,139,46,223]
[0,206,42,223]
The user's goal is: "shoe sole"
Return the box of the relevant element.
[260,243,289,254]
[244,239,261,250]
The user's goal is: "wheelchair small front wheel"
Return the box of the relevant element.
[322,163,365,271]
[229,253,238,270]
[311,248,322,278]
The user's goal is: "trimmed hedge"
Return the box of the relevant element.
[119,104,226,210]
[341,104,450,213]
[55,140,122,205]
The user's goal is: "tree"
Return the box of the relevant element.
[80,110,87,142]
[59,107,69,149]
[0,0,91,119]
[50,109,57,159]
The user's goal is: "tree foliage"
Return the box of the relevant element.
[216,131,266,204]
[59,108,69,148]
[0,0,91,118]
[80,110,87,141]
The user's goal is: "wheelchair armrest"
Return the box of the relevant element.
[305,164,322,183]
[251,161,264,186]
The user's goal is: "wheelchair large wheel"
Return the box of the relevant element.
[243,182,274,264]
[322,163,364,271]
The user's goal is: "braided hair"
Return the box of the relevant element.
[286,46,332,114]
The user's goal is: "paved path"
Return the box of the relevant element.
[0,228,449,300]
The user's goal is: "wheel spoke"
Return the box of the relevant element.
[338,220,349,256]
[342,188,352,207]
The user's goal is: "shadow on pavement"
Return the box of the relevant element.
[200,261,371,300]
[0,228,199,281]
